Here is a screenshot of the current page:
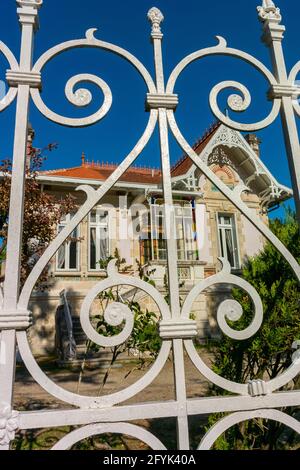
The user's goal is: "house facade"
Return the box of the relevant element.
[27,122,292,356]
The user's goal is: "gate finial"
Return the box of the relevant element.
[257,0,282,23]
[147,7,164,36]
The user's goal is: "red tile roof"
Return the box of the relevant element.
[42,163,163,184]
[41,122,220,184]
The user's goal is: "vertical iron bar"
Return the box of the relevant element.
[0,1,41,450]
[148,8,190,450]
[259,3,300,221]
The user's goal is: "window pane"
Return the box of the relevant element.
[148,203,198,262]
[90,227,96,269]
[187,250,197,261]
[140,211,150,240]
[184,217,193,242]
[57,245,65,269]
[175,206,183,217]
[90,210,97,223]
[57,225,65,269]
[158,239,167,260]
[176,219,184,240]
[177,238,185,260]
[99,210,108,223]
[152,239,158,260]
[140,238,151,264]
[158,212,165,238]
[219,228,224,257]
[151,206,157,239]
[69,228,79,270]
[218,214,239,268]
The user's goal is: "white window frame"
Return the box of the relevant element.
[88,208,110,271]
[175,202,198,261]
[56,214,80,272]
[150,203,167,261]
[217,213,240,269]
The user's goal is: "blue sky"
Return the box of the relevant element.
[0,0,299,218]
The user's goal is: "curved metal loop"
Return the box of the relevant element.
[167,109,300,393]
[184,339,248,395]
[185,325,300,396]
[18,109,158,310]
[17,253,171,409]
[30,29,156,127]
[289,60,300,117]
[0,87,17,113]
[0,41,19,112]
[51,422,167,450]
[14,109,171,409]
[80,259,171,348]
[167,110,300,282]
[214,81,252,113]
[182,258,263,341]
[198,409,300,450]
[182,258,263,396]
[166,37,281,132]
[209,80,281,131]
[289,60,300,87]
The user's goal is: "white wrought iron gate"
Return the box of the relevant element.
[0,0,300,451]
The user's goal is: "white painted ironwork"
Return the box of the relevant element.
[0,0,299,451]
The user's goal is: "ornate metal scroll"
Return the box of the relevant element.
[0,0,299,451]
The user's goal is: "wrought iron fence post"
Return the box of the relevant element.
[0,0,42,450]
[147,8,190,450]
[258,0,300,221]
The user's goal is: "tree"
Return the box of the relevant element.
[208,209,300,450]
[0,143,75,290]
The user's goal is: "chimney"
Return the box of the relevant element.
[245,133,262,158]
[81,151,85,167]
[26,122,35,169]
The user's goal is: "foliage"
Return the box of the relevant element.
[0,145,75,289]
[208,209,300,450]
[77,249,162,393]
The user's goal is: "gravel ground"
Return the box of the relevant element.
[14,350,213,410]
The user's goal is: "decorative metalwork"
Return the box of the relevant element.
[0,0,299,451]
[207,147,238,171]
[51,423,166,451]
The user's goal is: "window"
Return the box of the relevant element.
[89,209,110,270]
[56,214,80,271]
[140,200,198,263]
[150,203,167,261]
[217,214,240,269]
